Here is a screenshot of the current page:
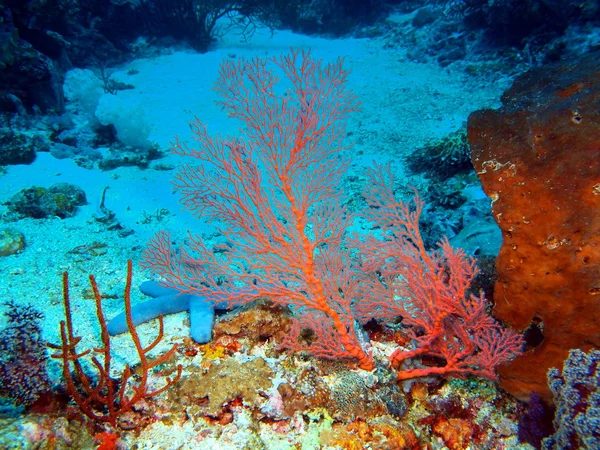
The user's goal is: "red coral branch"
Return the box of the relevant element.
[354,163,523,380]
[142,49,373,370]
[49,260,182,428]
[140,50,521,380]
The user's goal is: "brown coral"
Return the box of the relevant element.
[177,357,273,418]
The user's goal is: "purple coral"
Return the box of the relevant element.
[0,300,51,407]
[542,349,600,450]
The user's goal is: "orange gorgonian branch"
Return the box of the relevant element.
[49,260,182,428]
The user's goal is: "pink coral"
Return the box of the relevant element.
[142,49,521,380]
[142,49,373,370]
[353,164,523,380]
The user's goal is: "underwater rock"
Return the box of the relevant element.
[450,216,502,257]
[411,6,439,28]
[0,127,42,165]
[0,227,25,256]
[5,182,87,219]
[178,357,274,419]
[0,9,64,113]
[98,145,163,170]
[468,51,600,401]
[405,128,472,181]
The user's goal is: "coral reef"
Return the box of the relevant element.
[0,274,530,449]
[158,303,525,449]
[0,301,51,408]
[4,183,87,220]
[405,127,472,181]
[0,227,25,256]
[542,349,600,449]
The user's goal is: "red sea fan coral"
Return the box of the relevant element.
[141,49,521,380]
[353,164,524,380]
[142,49,374,370]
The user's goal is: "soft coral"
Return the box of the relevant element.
[141,49,521,380]
[142,49,374,370]
[353,164,523,380]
